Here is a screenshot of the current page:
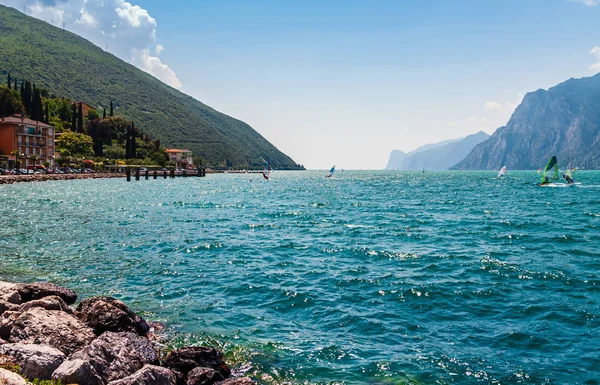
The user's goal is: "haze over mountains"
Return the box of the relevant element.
[455,73,600,170]
[385,131,489,170]
[0,5,303,170]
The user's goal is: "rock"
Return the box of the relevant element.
[0,311,20,340]
[186,367,224,385]
[0,343,66,380]
[107,365,177,385]
[0,368,27,385]
[8,308,95,355]
[52,331,158,385]
[52,358,103,385]
[0,301,18,317]
[17,295,73,314]
[17,282,77,305]
[0,282,21,305]
[164,347,230,378]
[215,378,256,385]
[75,296,150,336]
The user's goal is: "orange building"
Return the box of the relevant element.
[76,101,95,118]
[165,148,193,169]
[0,115,55,169]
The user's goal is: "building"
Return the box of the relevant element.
[75,102,95,118]
[0,115,55,169]
[165,148,193,169]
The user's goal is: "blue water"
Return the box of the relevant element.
[1,171,599,384]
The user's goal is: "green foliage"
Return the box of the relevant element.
[0,354,20,374]
[56,131,93,157]
[0,5,303,169]
[0,85,24,116]
[87,108,99,120]
[31,379,64,385]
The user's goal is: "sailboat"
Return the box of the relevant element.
[262,161,271,180]
[325,165,335,178]
[497,166,507,178]
[562,162,577,184]
[538,156,559,186]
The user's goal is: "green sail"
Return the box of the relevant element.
[540,156,558,184]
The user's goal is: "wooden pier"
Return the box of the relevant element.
[125,167,206,181]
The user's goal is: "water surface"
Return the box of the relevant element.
[1,171,599,384]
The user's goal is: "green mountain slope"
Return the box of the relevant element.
[0,5,303,169]
[453,73,600,170]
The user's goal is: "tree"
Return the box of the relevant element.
[29,154,39,169]
[102,108,106,119]
[7,72,10,89]
[71,102,76,131]
[109,100,113,117]
[45,102,49,124]
[130,121,137,158]
[10,150,22,170]
[87,109,99,120]
[0,86,25,117]
[55,132,94,157]
[77,102,84,133]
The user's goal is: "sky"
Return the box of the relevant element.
[1,0,600,169]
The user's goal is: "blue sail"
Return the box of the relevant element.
[326,165,335,178]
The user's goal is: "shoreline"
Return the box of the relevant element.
[0,173,125,185]
[0,280,256,385]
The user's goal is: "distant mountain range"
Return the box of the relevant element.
[454,73,600,170]
[385,131,489,170]
[0,5,303,169]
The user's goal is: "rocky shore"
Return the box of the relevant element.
[0,281,256,385]
[0,174,125,185]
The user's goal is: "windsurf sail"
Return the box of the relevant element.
[325,165,335,178]
[540,156,558,185]
[262,161,271,180]
[497,166,507,178]
[564,162,576,184]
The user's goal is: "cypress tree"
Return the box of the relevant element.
[13,78,17,91]
[31,85,38,121]
[71,102,77,131]
[102,108,106,119]
[125,129,131,159]
[45,102,49,124]
[110,100,113,117]
[7,73,10,89]
[77,102,84,133]
[131,122,137,158]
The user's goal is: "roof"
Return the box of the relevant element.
[0,114,54,128]
[165,148,192,153]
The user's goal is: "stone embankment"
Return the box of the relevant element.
[0,281,256,385]
[0,173,125,185]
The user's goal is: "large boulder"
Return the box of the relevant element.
[215,379,256,385]
[0,301,18,317]
[0,282,21,305]
[17,282,77,305]
[186,367,224,385]
[8,308,95,355]
[107,365,178,385]
[0,343,66,380]
[75,296,150,336]
[164,347,230,378]
[0,368,27,385]
[52,331,159,385]
[17,295,72,314]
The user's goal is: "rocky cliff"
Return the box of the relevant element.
[453,74,600,170]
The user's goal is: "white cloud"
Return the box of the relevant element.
[569,0,598,6]
[484,101,503,112]
[135,48,182,89]
[466,116,477,125]
[449,121,459,127]
[1,0,182,88]
[590,46,600,73]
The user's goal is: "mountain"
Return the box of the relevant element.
[384,133,488,170]
[0,5,303,170]
[454,74,600,170]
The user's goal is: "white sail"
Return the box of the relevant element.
[497,166,506,178]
